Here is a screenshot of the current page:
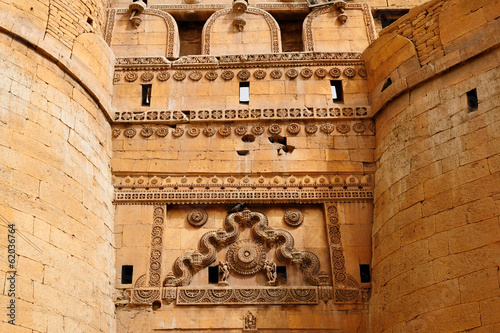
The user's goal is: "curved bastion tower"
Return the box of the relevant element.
[0,0,499,332]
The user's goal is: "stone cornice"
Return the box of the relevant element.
[113,52,365,71]
[113,174,373,205]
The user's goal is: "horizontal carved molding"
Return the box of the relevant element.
[129,285,368,305]
[131,286,322,305]
[151,3,309,12]
[112,107,370,124]
[112,121,374,139]
[113,174,372,187]
[176,287,318,305]
[113,52,365,71]
[114,188,373,205]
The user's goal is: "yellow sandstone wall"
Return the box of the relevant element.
[364,0,500,331]
[0,0,116,332]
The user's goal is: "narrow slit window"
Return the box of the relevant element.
[208,266,219,284]
[381,77,392,92]
[121,265,133,284]
[239,82,250,104]
[360,264,371,283]
[142,84,152,106]
[330,80,343,102]
[467,89,478,112]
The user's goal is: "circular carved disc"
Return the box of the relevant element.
[227,239,266,275]
[187,208,208,227]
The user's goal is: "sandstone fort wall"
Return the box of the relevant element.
[0,0,116,332]
[364,0,500,331]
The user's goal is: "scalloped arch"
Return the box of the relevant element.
[201,7,281,55]
[106,8,180,59]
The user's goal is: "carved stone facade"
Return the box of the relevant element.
[1,0,499,333]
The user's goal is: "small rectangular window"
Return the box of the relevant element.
[467,89,478,112]
[277,266,287,282]
[142,84,152,106]
[208,266,219,284]
[121,265,133,284]
[239,82,250,104]
[360,264,371,283]
[330,80,343,102]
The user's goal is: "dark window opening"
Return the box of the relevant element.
[330,80,344,102]
[277,266,287,283]
[240,82,250,104]
[121,265,133,284]
[381,18,398,28]
[381,78,392,92]
[208,266,219,284]
[277,20,304,52]
[242,134,256,143]
[142,84,152,106]
[133,0,147,4]
[268,135,286,145]
[178,21,204,56]
[87,17,93,26]
[237,150,250,156]
[360,264,371,283]
[373,9,410,30]
[467,89,478,112]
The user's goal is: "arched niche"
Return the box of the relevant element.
[108,8,180,59]
[303,4,376,53]
[202,7,281,55]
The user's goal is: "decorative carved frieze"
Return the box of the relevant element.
[148,205,165,287]
[113,107,370,123]
[129,286,319,305]
[166,209,326,287]
[176,287,318,305]
[114,187,373,205]
[113,53,364,72]
[113,120,373,139]
[114,174,372,188]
